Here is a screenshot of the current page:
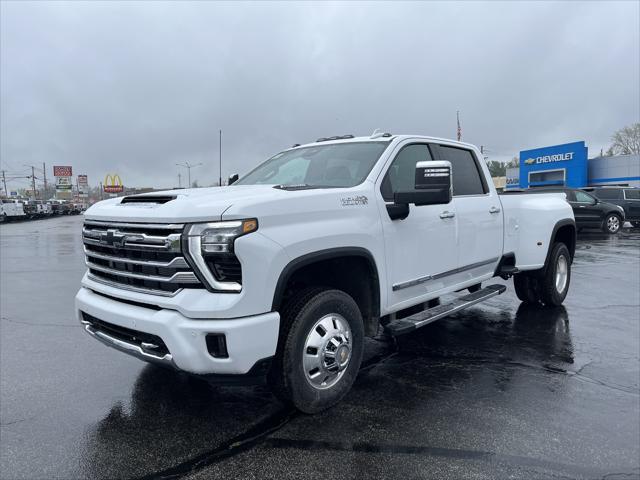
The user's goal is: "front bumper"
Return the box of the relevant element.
[75,287,280,375]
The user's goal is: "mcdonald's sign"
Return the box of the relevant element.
[103,174,124,193]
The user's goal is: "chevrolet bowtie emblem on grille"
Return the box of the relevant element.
[99,229,128,248]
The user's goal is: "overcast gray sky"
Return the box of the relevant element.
[1,0,639,190]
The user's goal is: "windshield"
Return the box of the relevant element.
[236,141,390,188]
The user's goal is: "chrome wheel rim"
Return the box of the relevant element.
[607,215,620,232]
[303,313,352,390]
[555,254,568,294]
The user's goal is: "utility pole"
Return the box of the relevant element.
[31,166,37,200]
[176,162,202,188]
[178,173,182,188]
[219,129,222,187]
[456,111,462,141]
[1,170,7,197]
[100,181,104,200]
[42,162,48,197]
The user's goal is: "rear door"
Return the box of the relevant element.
[433,144,503,282]
[624,189,640,220]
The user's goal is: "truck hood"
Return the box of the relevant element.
[84,185,295,223]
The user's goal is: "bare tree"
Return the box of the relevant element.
[608,123,640,155]
[486,160,506,178]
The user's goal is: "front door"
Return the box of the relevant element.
[377,142,459,312]
[571,190,602,226]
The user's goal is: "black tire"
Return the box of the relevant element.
[513,272,540,304]
[603,213,622,234]
[269,288,364,414]
[539,243,571,306]
[632,221,640,229]
[513,242,571,307]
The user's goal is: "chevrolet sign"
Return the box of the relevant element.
[519,141,588,189]
[525,152,574,165]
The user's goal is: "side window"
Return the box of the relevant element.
[380,144,432,201]
[596,189,621,200]
[624,189,640,200]
[437,145,486,196]
[575,191,596,204]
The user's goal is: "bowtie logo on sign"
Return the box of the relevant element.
[104,174,124,193]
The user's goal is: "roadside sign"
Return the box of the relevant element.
[54,166,73,198]
[78,175,89,198]
[53,166,72,177]
[104,174,124,193]
[56,176,73,191]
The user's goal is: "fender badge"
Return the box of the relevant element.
[341,196,368,207]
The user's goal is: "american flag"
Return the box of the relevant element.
[456,111,461,141]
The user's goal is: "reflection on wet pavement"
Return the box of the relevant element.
[1,217,638,479]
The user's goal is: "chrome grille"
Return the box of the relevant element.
[82,220,201,296]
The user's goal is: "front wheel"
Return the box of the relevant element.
[269,288,364,414]
[603,213,622,234]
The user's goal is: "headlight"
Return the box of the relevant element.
[185,219,258,292]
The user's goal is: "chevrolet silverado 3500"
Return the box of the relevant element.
[76,133,576,412]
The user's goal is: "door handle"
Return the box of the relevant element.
[489,206,501,214]
[439,211,455,219]
[579,205,586,208]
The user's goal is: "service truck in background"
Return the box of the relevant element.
[0,199,27,222]
[76,132,576,412]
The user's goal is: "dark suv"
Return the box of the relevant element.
[583,187,640,228]
[527,187,626,234]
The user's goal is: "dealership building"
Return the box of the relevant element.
[505,141,640,190]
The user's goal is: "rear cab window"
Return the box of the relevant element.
[433,144,488,196]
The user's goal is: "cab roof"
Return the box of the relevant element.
[288,134,479,152]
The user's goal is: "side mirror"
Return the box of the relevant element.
[228,173,239,185]
[394,160,452,206]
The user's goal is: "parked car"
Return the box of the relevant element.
[583,186,640,228]
[49,199,72,215]
[76,133,576,413]
[518,187,626,234]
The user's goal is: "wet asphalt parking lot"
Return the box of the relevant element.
[1,215,639,480]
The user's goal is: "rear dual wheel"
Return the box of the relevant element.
[513,242,571,307]
[269,288,364,414]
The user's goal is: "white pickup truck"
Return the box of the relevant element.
[76,133,575,412]
[1,199,27,222]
